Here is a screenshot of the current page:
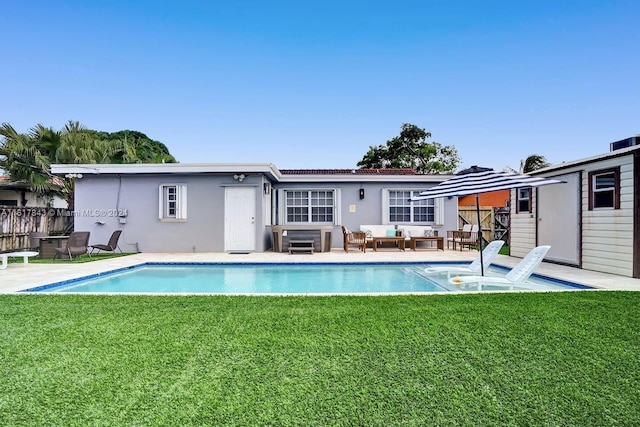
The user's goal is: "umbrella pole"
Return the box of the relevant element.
[476,193,484,276]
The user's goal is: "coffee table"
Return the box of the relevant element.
[372,236,405,251]
[0,251,39,269]
[410,236,444,251]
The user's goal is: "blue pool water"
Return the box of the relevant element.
[25,263,591,294]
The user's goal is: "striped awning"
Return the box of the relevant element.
[411,166,564,201]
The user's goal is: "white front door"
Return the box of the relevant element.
[224,187,256,252]
[537,172,580,265]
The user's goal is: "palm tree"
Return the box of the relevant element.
[0,123,63,195]
[0,121,114,202]
[520,154,550,173]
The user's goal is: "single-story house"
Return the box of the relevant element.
[510,140,639,278]
[0,176,67,208]
[50,163,459,253]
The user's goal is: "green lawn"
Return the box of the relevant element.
[5,252,134,264]
[0,292,638,426]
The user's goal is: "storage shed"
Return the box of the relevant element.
[510,141,639,278]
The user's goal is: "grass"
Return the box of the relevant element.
[6,252,134,264]
[0,292,638,426]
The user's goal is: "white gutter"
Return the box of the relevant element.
[50,163,453,183]
[51,163,282,181]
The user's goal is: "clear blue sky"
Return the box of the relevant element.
[2,0,639,171]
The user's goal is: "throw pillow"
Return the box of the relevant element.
[386,229,396,237]
[364,230,373,239]
[424,229,434,237]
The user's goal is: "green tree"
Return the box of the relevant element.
[0,121,177,206]
[357,123,460,173]
[0,123,68,197]
[520,154,550,173]
[87,129,177,164]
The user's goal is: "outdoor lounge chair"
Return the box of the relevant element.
[53,231,91,261]
[424,240,505,278]
[90,230,123,255]
[448,245,551,289]
[342,226,366,253]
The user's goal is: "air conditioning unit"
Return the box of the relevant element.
[610,136,640,151]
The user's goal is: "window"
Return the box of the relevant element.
[159,184,187,220]
[387,190,435,223]
[589,168,620,210]
[516,187,531,213]
[285,190,334,223]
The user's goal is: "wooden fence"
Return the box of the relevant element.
[0,207,73,251]
[458,206,510,245]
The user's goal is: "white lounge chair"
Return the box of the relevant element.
[448,245,551,290]
[424,240,505,278]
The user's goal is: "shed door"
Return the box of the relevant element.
[537,172,580,265]
[224,187,256,252]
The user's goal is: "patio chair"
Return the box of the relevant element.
[424,240,505,278]
[53,231,91,261]
[446,224,471,249]
[454,224,479,251]
[448,245,551,289]
[90,230,123,255]
[342,226,366,253]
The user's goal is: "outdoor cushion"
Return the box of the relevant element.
[360,225,396,239]
[398,226,436,240]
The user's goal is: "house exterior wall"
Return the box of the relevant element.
[511,150,637,277]
[74,173,269,253]
[273,181,458,248]
[73,173,458,253]
[458,190,510,208]
[0,189,67,208]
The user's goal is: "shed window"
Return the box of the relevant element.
[589,168,620,210]
[516,187,531,213]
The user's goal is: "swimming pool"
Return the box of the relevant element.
[24,263,592,294]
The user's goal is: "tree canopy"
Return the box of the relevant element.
[357,123,460,174]
[520,154,550,173]
[0,121,177,203]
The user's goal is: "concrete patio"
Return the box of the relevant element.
[1,248,639,293]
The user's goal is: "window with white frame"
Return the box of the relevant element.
[516,187,531,213]
[387,190,435,223]
[159,184,187,220]
[285,190,334,223]
[589,168,620,210]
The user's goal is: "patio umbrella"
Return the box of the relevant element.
[411,166,563,276]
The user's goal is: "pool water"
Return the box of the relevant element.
[27,263,591,294]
